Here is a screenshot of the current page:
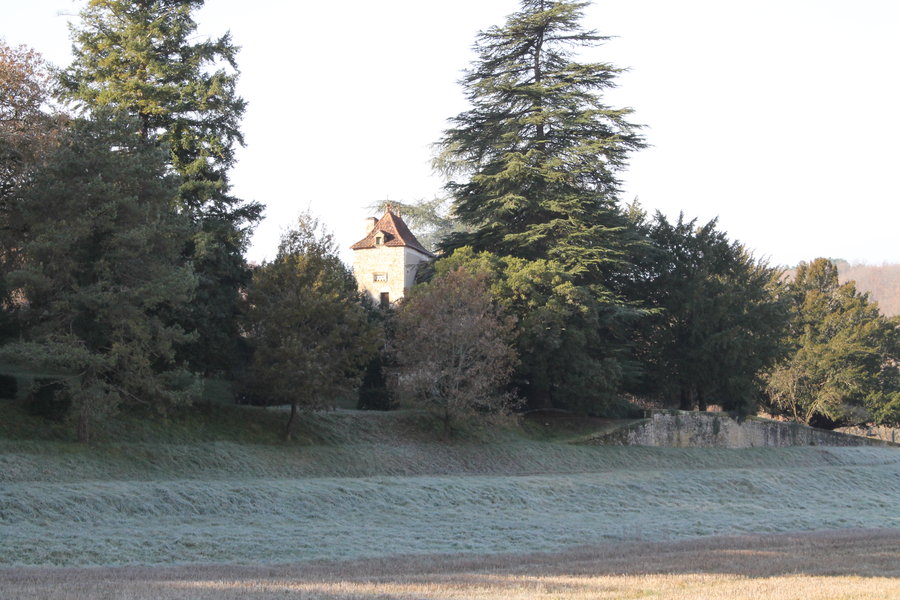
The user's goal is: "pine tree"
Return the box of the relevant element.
[62,0,245,215]
[2,113,198,442]
[61,0,262,373]
[433,0,646,410]
[436,0,645,282]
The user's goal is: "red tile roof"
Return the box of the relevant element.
[350,209,434,256]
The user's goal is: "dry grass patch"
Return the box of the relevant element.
[168,574,898,600]
[2,529,897,599]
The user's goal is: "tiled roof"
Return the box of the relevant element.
[350,209,434,256]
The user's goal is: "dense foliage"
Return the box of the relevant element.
[436,0,645,270]
[631,212,789,413]
[3,1,897,444]
[240,215,378,439]
[61,0,247,217]
[433,247,634,413]
[61,0,262,374]
[766,258,900,427]
[1,113,198,442]
[434,0,646,411]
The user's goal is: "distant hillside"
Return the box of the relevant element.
[785,261,900,317]
[835,261,900,317]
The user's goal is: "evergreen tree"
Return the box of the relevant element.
[61,0,262,374]
[766,258,900,427]
[2,113,198,442]
[433,0,646,410]
[633,212,789,413]
[436,0,645,280]
[240,214,379,440]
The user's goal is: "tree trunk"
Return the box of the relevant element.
[697,387,707,412]
[77,408,90,444]
[679,386,693,411]
[532,8,545,143]
[285,402,298,441]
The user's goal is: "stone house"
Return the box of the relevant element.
[350,207,434,307]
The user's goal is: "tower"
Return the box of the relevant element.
[350,207,434,307]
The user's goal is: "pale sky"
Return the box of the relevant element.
[4,0,899,267]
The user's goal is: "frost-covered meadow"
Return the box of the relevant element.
[1,410,898,567]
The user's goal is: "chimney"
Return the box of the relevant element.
[363,217,378,236]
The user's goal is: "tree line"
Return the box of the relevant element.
[1,0,897,442]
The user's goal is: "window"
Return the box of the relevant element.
[375,233,384,246]
[373,272,388,282]
[380,292,390,308]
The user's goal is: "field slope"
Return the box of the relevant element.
[1,408,898,569]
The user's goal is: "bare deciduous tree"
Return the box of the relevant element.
[391,268,519,434]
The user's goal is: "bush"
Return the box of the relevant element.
[25,379,70,421]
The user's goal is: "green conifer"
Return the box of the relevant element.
[4,113,198,442]
[433,1,646,410]
[61,0,262,373]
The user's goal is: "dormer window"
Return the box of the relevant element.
[375,233,384,246]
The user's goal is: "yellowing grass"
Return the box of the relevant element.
[167,574,898,600]
[2,529,897,600]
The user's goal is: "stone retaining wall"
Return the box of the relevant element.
[836,425,899,444]
[588,410,896,448]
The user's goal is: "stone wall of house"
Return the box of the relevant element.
[586,410,896,448]
[352,246,430,305]
[401,247,429,290]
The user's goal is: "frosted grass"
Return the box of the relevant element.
[2,440,897,482]
[3,459,898,567]
[3,410,898,568]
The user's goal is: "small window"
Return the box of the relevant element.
[380,292,390,308]
[373,273,388,282]
[375,234,384,246]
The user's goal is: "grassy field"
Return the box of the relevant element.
[1,402,898,596]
